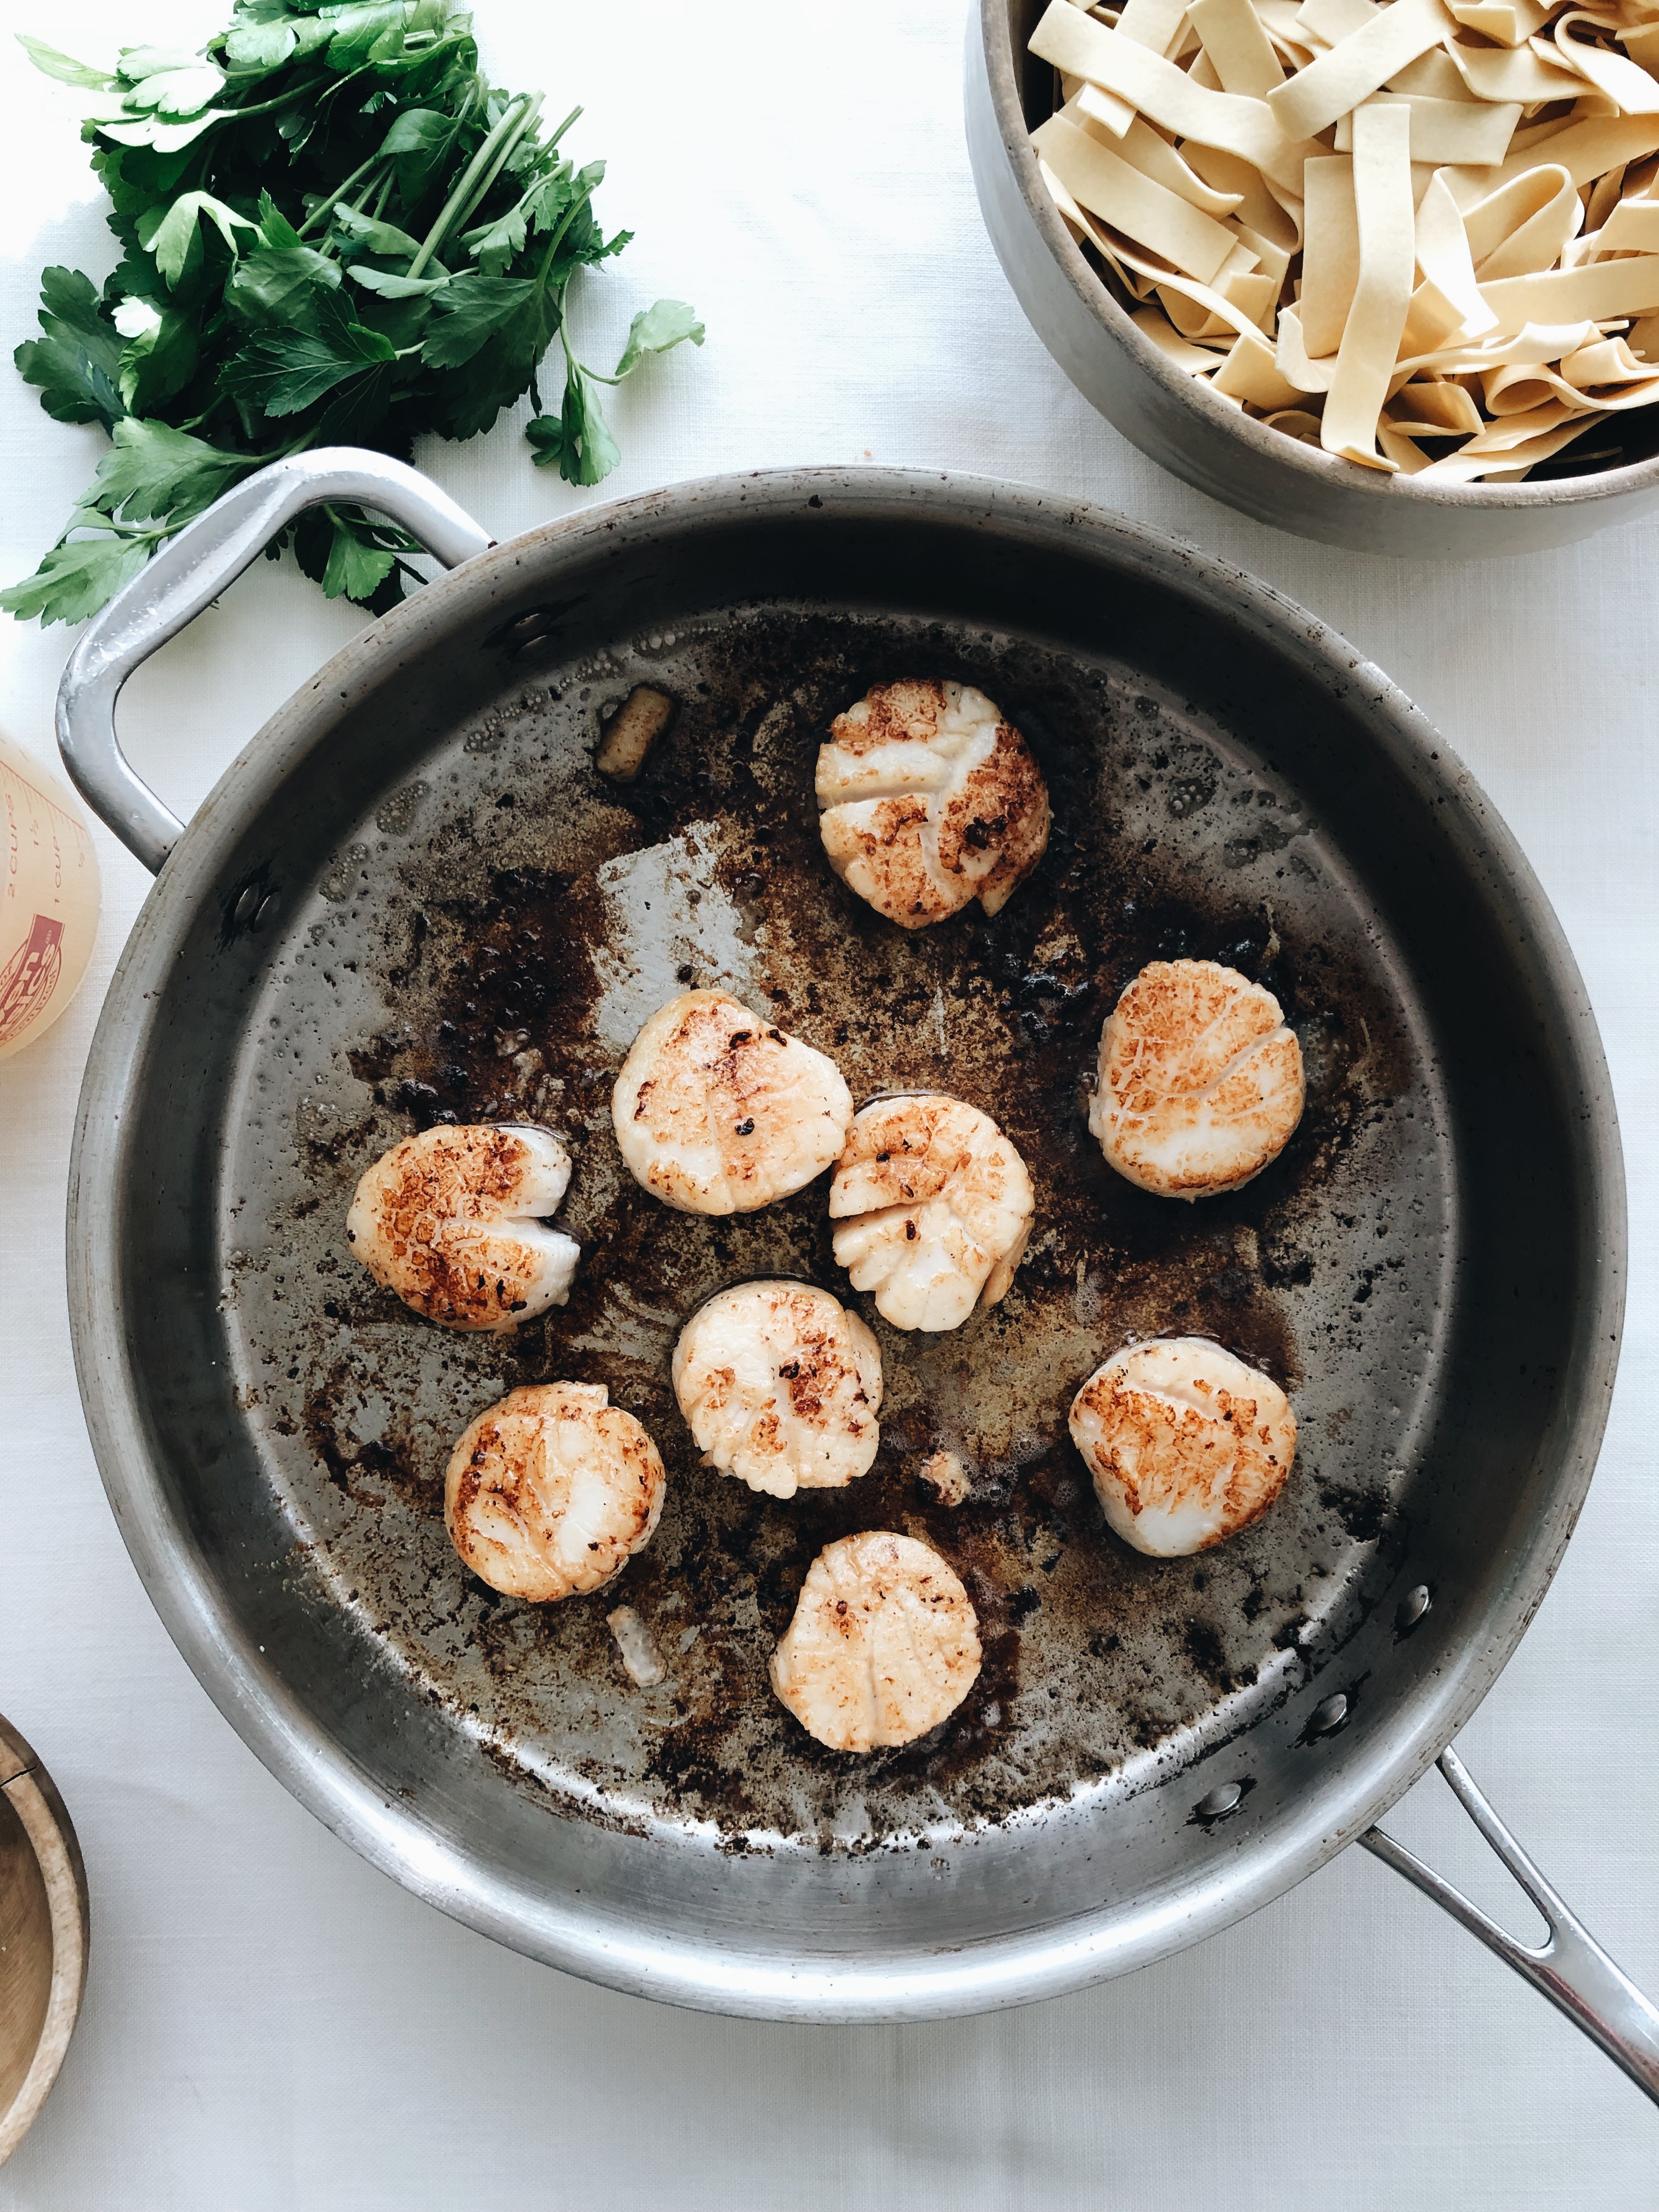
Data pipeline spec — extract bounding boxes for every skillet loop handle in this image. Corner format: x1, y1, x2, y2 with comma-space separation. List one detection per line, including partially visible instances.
1362, 1745, 1659, 2106
55, 448, 494, 875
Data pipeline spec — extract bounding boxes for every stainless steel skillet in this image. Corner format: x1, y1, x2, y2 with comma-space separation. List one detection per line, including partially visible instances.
57, 454, 1659, 2087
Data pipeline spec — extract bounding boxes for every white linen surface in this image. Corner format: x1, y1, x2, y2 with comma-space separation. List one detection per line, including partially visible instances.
2, 2, 1656, 2204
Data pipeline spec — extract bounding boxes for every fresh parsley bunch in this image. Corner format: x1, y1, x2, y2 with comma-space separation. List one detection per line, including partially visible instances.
4, 2, 703, 625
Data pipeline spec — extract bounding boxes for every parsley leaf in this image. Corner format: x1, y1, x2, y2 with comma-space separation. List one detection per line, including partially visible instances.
117, 304, 198, 411
88, 417, 250, 521
141, 190, 258, 286
332, 204, 422, 258
421, 273, 537, 368
16, 35, 114, 89
0, 533, 151, 626
462, 200, 526, 276
526, 366, 619, 486
227, 244, 342, 323
614, 298, 705, 379
222, 289, 395, 417
14, 268, 126, 430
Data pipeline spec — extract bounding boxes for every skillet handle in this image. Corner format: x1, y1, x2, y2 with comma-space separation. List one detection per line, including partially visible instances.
1361, 1745, 1659, 2106
55, 447, 494, 876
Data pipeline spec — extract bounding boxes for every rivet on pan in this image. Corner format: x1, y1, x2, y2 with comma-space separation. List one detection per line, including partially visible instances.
252, 891, 280, 931
232, 885, 258, 927
1307, 1693, 1349, 1738
1395, 1583, 1432, 1634
1195, 1782, 1242, 1821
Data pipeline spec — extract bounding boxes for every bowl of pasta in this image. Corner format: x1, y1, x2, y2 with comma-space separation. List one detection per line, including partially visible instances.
967, 0, 1659, 552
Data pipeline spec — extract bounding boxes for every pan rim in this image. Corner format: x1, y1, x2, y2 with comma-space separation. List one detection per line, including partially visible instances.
66, 462, 1627, 2020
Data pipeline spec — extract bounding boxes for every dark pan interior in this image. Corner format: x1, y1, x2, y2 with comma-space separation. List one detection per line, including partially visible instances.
101, 487, 1612, 1986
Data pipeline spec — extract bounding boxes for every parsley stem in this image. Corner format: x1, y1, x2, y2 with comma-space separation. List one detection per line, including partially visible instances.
448, 90, 544, 246
219, 71, 328, 122
225, 55, 379, 134
297, 151, 382, 238
534, 188, 591, 287
408, 91, 537, 277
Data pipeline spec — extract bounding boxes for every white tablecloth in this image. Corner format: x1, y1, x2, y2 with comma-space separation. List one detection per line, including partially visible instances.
2, 2, 1657, 2203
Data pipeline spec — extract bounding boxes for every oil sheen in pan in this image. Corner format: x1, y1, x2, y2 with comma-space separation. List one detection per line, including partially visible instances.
221, 605, 1454, 1848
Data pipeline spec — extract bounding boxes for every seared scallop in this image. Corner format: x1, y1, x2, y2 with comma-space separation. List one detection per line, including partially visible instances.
769, 1530, 982, 1751
612, 991, 853, 1214
830, 1094, 1035, 1332
346, 1122, 579, 1331
1069, 1338, 1296, 1557
444, 1382, 666, 1602
672, 1281, 883, 1499
1089, 959, 1304, 1199
816, 680, 1051, 929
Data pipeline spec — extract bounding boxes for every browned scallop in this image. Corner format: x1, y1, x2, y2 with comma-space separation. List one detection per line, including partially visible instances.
1068, 1338, 1296, 1556
769, 1531, 982, 1751
1088, 959, 1305, 1198
830, 1093, 1034, 1331
345, 1122, 579, 1331
672, 1280, 883, 1498
815, 680, 1051, 929
444, 1383, 666, 1602
612, 991, 853, 1214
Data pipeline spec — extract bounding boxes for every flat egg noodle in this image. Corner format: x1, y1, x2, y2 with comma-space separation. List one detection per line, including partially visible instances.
1448, 0, 1550, 45
1213, 319, 1309, 398
1448, 36, 1585, 100
1082, 0, 1187, 131
1384, 375, 1486, 427
1132, 304, 1228, 365
1300, 155, 1361, 351
1414, 167, 1497, 328
1029, 0, 1325, 189
1482, 332, 1659, 406
1463, 164, 1582, 276
1415, 417, 1596, 476
1322, 99, 1417, 462
1491, 111, 1659, 189
1073, 93, 1250, 211
1579, 195, 1659, 253
1267, 0, 1452, 137
1552, 10, 1659, 111
1037, 156, 1279, 340
1330, 88, 1521, 161
1034, 113, 1248, 280
1479, 253, 1659, 328
1188, 0, 1288, 94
